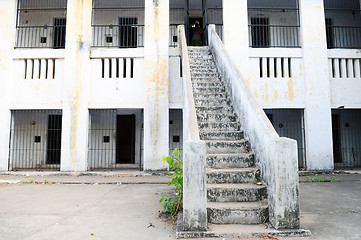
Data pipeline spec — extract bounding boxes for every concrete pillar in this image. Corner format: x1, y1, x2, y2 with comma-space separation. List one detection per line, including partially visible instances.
222, 0, 249, 76
143, 0, 169, 170
183, 141, 207, 231
61, 0, 92, 171
299, 0, 333, 170
0, 1, 16, 171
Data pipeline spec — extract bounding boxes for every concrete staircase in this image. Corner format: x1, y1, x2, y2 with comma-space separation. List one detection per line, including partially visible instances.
188, 46, 268, 225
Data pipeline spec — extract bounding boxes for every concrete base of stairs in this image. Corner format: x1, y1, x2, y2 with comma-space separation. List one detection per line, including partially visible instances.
176, 212, 311, 239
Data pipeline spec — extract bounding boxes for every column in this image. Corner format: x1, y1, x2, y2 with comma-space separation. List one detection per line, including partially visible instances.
299, 0, 333, 170
143, 0, 170, 170
0, 1, 16, 170
222, 0, 249, 76
61, 0, 92, 171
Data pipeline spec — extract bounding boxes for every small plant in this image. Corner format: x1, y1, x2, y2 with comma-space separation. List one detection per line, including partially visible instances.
159, 148, 183, 219
304, 176, 341, 183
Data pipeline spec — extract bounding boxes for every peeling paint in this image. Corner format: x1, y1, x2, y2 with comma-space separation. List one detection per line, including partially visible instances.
287, 79, 295, 101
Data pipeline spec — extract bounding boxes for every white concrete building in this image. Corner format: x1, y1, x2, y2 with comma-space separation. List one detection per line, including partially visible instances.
0, 0, 360, 172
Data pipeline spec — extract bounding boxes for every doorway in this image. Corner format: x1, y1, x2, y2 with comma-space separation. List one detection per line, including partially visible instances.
332, 113, 342, 163
53, 18, 66, 49
189, 17, 204, 46
251, 18, 270, 48
116, 115, 136, 164
46, 115, 62, 164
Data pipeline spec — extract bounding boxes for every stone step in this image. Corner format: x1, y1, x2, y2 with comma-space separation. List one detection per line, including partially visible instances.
206, 153, 255, 169
193, 87, 226, 93
206, 140, 250, 154
197, 113, 237, 123
207, 183, 267, 202
200, 131, 244, 141
198, 122, 241, 132
196, 106, 234, 114
190, 65, 216, 70
190, 67, 218, 72
189, 54, 213, 58
206, 168, 260, 184
192, 82, 224, 88
194, 98, 231, 107
189, 59, 215, 64
189, 64, 217, 69
193, 92, 228, 100
188, 47, 210, 52
207, 201, 268, 224
192, 73, 219, 78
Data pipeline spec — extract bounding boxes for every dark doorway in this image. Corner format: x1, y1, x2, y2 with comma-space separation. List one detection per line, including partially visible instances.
53, 18, 66, 49
189, 17, 204, 46
332, 113, 342, 163
325, 18, 334, 49
46, 115, 62, 164
119, 17, 138, 48
251, 18, 270, 48
116, 115, 136, 164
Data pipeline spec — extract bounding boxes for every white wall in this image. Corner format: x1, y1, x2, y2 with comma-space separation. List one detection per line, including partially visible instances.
0, 0, 16, 170
329, 49, 361, 108
248, 49, 305, 108
11, 50, 64, 109
169, 49, 183, 108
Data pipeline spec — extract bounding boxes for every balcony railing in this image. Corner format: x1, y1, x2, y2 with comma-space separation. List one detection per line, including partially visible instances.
326, 26, 361, 49
16, 25, 66, 48
170, 24, 178, 47
92, 24, 144, 48
249, 25, 300, 48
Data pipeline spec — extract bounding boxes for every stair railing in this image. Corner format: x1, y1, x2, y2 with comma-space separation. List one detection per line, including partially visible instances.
207, 24, 300, 230
178, 25, 207, 231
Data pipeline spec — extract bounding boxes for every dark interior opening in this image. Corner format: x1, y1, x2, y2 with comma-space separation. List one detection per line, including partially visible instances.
189, 17, 204, 46
53, 18, 66, 49
116, 115, 135, 164
46, 115, 62, 164
251, 17, 270, 48
332, 113, 342, 163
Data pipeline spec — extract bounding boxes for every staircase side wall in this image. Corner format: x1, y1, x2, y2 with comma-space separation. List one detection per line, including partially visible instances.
208, 25, 300, 230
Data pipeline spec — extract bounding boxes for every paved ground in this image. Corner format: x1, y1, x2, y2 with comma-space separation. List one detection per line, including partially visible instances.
0, 171, 360, 240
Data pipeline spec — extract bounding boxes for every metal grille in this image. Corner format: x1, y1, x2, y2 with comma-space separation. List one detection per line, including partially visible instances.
205, 0, 223, 41
9, 110, 62, 170
170, 0, 185, 47
88, 109, 142, 170
169, 109, 183, 155
332, 109, 361, 168
324, 0, 361, 49
92, 0, 144, 48
264, 109, 306, 169
248, 0, 300, 48
16, 0, 67, 48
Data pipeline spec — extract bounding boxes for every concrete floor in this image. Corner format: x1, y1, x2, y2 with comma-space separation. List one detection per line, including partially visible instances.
0, 172, 360, 240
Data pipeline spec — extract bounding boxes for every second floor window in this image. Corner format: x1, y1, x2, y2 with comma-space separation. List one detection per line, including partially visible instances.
248, 0, 300, 48
324, 0, 361, 49
91, 0, 144, 48
16, 0, 67, 49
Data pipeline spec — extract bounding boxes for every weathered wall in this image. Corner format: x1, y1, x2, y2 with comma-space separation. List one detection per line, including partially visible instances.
248, 49, 305, 108
0, 0, 16, 170
209, 25, 300, 229
299, 0, 334, 170
179, 25, 207, 231
143, 0, 170, 170
61, 0, 92, 171
329, 49, 361, 108
223, 0, 249, 77
169, 48, 183, 108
